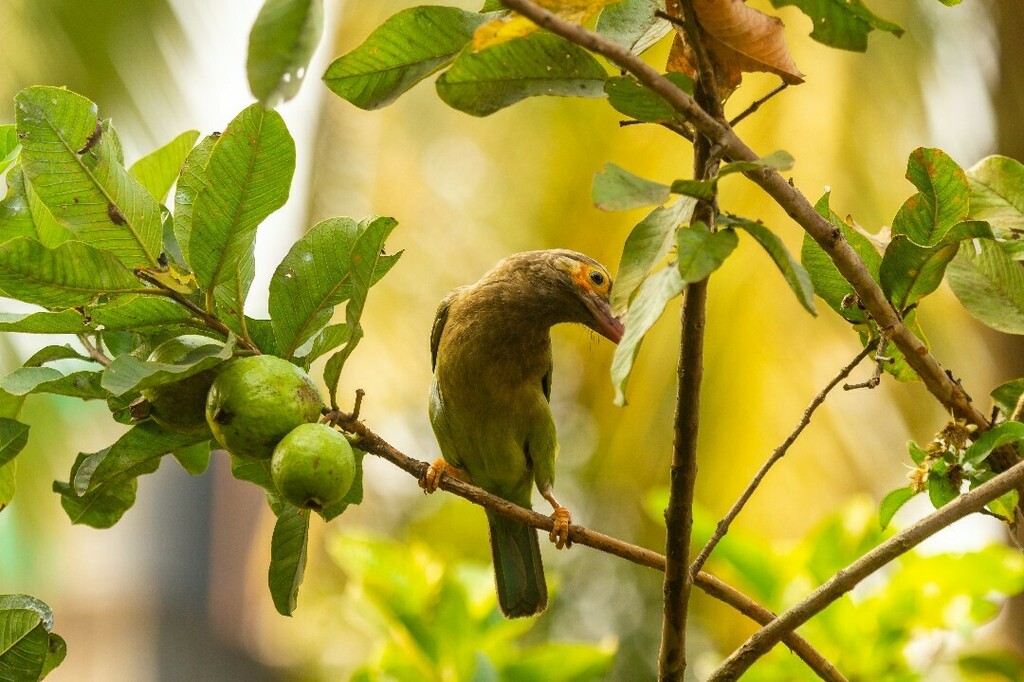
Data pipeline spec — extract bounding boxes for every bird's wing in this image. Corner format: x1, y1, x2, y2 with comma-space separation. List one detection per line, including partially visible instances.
430, 286, 468, 371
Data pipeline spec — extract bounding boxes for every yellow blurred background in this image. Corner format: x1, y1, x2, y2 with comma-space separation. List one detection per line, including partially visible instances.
2, 0, 1023, 680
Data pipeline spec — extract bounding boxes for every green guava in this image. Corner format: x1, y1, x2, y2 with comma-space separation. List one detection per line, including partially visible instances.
142, 334, 224, 434
205, 355, 323, 460
271, 423, 356, 511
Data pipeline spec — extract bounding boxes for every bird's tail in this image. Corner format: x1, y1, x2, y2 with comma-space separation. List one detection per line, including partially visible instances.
485, 508, 547, 617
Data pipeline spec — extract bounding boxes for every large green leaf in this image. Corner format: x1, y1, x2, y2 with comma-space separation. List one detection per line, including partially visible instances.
720, 215, 815, 314
436, 32, 607, 117
964, 421, 1024, 468
172, 441, 211, 476
15, 87, 162, 267
611, 198, 695, 312
295, 323, 351, 369
768, 0, 903, 52
0, 610, 47, 682
0, 297, 191, 334
967, 155, 1024, 235
101, 335, 232, 396
596, 0, 671, 54
611, 266, 684, 405
187, 105, 295, 336
592, 163, 670, 211
0, 237, 141, 307
1, 367, 108, 400
323, 6, 487, 110
128, 130, 200, 203
269, 217, 393, 358
676, 223, 737, 283
248, 0, 325, 107
269, 504, 310, 616
0, 418, 30, 468
322, 217, 402, 407
603, 72, 693, 124
0, 169, 73, 248
892, 148, 970, 246
947, 238, 1024, 334
172, 135, 216, 265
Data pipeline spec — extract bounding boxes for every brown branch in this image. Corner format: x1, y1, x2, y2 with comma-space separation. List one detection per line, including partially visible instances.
76, 334, 112, 367
690, 341, 877, 579
706, 458, 1024, 681
730, 83, 789, 127
333, 411, 846, 682
498, 0, 1017, 471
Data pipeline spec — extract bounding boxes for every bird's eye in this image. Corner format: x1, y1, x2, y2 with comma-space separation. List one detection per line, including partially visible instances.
589, 270, 606, 287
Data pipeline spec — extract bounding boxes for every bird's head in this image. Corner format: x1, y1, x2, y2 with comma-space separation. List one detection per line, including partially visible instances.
497, 250, 625, 344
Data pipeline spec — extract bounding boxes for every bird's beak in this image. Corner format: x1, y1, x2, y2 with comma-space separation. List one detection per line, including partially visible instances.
582, 292, 625, 344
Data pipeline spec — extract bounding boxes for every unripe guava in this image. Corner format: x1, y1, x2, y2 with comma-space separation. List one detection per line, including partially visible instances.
205, 355, 323, 459
271, 423, 356, 510
142, 334, 224, 434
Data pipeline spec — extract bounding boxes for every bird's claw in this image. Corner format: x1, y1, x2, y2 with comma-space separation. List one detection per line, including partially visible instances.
420, 458, 461, 494
549, 506, 572, 549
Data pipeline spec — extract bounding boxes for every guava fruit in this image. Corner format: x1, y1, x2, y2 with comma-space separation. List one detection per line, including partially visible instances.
205, 355, 323, 459
142, 334, 224, 434
271, 423, 356, 510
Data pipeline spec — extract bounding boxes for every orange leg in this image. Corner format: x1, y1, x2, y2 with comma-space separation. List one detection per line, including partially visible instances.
541, 488, 573, 550
420, 458, 466, 494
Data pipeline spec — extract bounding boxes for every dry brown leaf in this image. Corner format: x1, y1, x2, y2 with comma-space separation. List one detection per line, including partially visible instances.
665, 0, 803, 98
473, 0, 620, 51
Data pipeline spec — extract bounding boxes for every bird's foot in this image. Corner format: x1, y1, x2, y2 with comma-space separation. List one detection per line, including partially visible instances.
549, 506, 573, 550
420, 458, 463, 494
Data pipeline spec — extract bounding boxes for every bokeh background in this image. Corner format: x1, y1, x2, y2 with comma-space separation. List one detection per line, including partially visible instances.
2, 0, 1024, 680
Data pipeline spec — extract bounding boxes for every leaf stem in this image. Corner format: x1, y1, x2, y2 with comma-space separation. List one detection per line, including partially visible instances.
76, 333, 112, 367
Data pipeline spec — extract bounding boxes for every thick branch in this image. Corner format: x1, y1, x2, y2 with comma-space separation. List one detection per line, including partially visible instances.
498, 0, 1016, 467
707, 458, 1024, 681
690, 341, 877, 578
335, 414, 846, 682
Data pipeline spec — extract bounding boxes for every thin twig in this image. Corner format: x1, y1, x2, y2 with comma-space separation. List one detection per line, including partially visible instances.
706, 458, 1024, 681
730, 83, 789, 127
690, 341, 877, 579
76, 334, 112, 367
333, 410, 846, 682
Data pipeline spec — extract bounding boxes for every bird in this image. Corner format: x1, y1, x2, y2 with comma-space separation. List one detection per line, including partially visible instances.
423, 249, 624, 617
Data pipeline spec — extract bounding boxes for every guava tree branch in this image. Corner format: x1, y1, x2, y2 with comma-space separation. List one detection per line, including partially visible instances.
333, 413, 846, 682
76, 334, 112, 367
690, 340, 878, 578
706, 458, 1024, 681
497, 0, 1015, 467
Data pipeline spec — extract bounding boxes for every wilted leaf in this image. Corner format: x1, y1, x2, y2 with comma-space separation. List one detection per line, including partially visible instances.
592, 163, 670, 211
604, 72, 694, 124
879, 487, 916, 529
947, 238, 1024, 334
436, 32, 607, 117
769, 0, 903, 52
248, 0, 324, 107
720, 215, 815, 313
611, 198, 695, 312
892, 148, 970, 247
474, 0, 618, 50
323, 6, 488, 110
269, 504, 310, 616
676, 222, 737, 283
596, 0, 673, 54
128, 130, 200, 203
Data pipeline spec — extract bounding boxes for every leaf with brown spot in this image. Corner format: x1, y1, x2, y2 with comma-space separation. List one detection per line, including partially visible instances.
474, 0, 621, 50
665, 0, 803, 98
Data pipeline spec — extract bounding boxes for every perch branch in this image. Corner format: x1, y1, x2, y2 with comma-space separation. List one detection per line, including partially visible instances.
690, 341, 877, 578
332, 411, 846, 682
706, 458, 1024, 681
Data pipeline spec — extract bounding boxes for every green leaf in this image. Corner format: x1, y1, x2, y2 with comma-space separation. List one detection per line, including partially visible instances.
173, 135, 216, 265
718, 150, 794, 176
247, 0, 324, 107
0, 237, 141, 308
0, 596, 53, 631
991, 378, 1024, 418
0, 125, 19, 175
295, 323, 351, 369
187, 105, 295, 336
947, 238, 1024, 334
908, 440, 930, 466
927, 471, 960, 509
100, 335, 232, 396
436, 32, 607, 117
603, 72, 693, 124
676, 223, 737, 283
88, 296, 196, 331
22, 344, 90, 367
891, 148, 970, 246
768, 0, 903, 52
879, 486, 916, 529
172, 440, 211, 476
596, 0, 672, 54
320, 448, 365, 521
322, 217, 402, 407
592, 163, 670, 211
1, 367, 108, 400
269, 217, 396, 358
15, 86, 162, 267
611, 198, 695, 312
269, 504, 310, 616
0, 610, 47, 682
880, 237, 959, 311
40, 633, 65, 679
611, 266, 684, 405
800, 192, 882, 323
720, 215, 816, 314
668, 178, 716, 200
968, 155, 1024, 235
0, 419, 30, 468
244, 317, 280, 356
0, 309, 84, 334
128, 130, 200, 203
0, 168, 74, 248
963, 421, 1024, 468
323, 6, 488, 110
959, 652, 1024, 681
